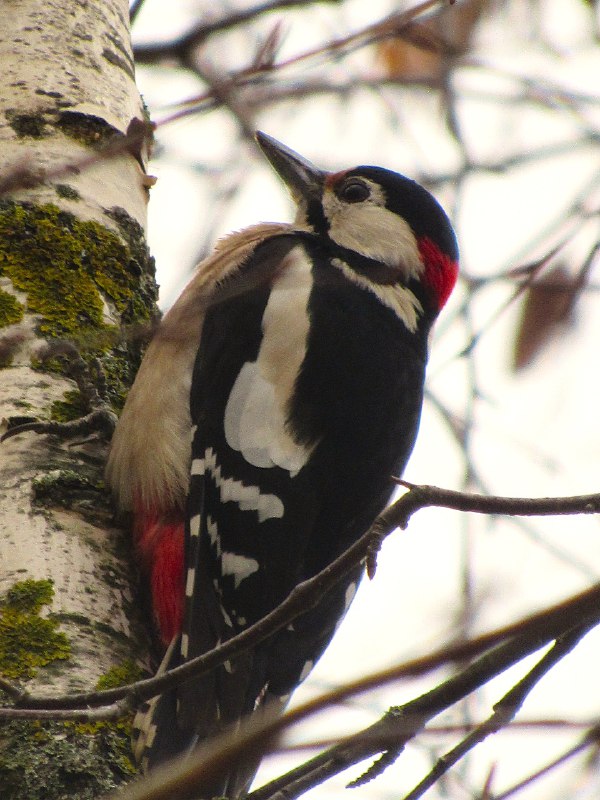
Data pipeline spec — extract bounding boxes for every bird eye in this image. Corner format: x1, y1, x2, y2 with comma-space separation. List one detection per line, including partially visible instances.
339, 178, 370, 204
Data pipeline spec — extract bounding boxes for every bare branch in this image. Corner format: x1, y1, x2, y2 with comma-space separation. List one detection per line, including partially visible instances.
109, 587, 600, 800
401, 624, 593, 800
492, 724, 600, 800
133, 0, 344, 63
5, 482, 600, 717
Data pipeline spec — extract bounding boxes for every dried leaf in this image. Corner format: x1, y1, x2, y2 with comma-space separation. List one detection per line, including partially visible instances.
512, 265, 579, 371
377, 0, 488, 80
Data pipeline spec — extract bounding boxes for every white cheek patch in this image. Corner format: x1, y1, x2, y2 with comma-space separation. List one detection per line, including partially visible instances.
224, 247, 316, 476
324, 191, 423, 280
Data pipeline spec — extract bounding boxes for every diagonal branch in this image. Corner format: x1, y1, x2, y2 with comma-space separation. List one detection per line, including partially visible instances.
154, 0, 447, 126
4, 482, 600, 716
492, 722, 600, 800
400, 623, 594, 800
108, 591, 600, 800
133, 0, 343, 63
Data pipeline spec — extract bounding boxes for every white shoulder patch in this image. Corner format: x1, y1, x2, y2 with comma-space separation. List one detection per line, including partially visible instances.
105, 222, 294, 513
224, 246, 316, 476
224, 362, 308, 474
323, 183, 424, 281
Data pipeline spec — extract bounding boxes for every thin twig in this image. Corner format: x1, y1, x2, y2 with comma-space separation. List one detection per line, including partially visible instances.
492, 723, 600, 800
133, 0, 341, 63
248, 605, 600, 799
108, 592, 600, 800
8, 483, 600, 713
401, 624, 593, 800
0, 700, 131, 723
154, 0, 446, 126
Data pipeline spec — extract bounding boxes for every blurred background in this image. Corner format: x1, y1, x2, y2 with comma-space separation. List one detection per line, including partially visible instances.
129, 1, 600, 797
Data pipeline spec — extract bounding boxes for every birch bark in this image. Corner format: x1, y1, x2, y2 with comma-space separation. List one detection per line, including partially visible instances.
0, 1, 155, 795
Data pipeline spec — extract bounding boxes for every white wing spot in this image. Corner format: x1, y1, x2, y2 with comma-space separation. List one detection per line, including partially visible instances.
189, 513, 201, 538
254, 683, 269, 709
204, 447, 284, 521
221, 551, 259, 589
225, 363, 309, 475
344, 581, 358, 611
180, 633, 189, 659
207, 515, 221, 556
257, 493, 284, 522
221, 605, 233, 628
144, 722, 157, 749
185, 567, 196, 598
334, 582, 360, 633
190, 457, 205, 475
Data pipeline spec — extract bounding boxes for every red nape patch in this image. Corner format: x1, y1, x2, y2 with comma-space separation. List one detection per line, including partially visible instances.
418, 237, 459, 310
134, 510, 185, 646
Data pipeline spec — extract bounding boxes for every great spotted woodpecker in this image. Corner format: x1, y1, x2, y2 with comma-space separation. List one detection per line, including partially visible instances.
106, 132, 459, 797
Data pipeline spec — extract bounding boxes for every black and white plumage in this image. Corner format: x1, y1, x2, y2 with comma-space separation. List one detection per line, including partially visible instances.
106, 132, 459, 797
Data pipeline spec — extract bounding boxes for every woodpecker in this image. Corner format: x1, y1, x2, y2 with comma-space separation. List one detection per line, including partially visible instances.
106, 132, 458, 797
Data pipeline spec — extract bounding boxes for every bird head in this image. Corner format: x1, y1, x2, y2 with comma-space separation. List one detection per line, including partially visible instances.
255, 131, 458, 315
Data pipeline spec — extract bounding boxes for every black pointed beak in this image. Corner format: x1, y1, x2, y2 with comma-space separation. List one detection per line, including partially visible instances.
255, 131, 325, 204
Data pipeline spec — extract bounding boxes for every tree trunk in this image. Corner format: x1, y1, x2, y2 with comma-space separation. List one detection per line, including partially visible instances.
0, 1, 155, 796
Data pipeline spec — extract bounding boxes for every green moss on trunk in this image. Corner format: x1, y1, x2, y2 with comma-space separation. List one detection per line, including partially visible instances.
0, 580, 70, 680
0, 719, 136, 799
0, 590, 141, 797
0, 201, 156, 340
0, 200, 158, 407
0, 288, 24, 327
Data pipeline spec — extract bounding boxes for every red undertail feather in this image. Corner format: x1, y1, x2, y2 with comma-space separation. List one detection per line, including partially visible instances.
418, 236, 459, 310
134, 508, 185, 645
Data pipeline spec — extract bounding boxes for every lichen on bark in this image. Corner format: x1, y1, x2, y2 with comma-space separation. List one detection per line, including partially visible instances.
0, 579, 70, 681
0, 200, 157, 408
0, 200, 156, 341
